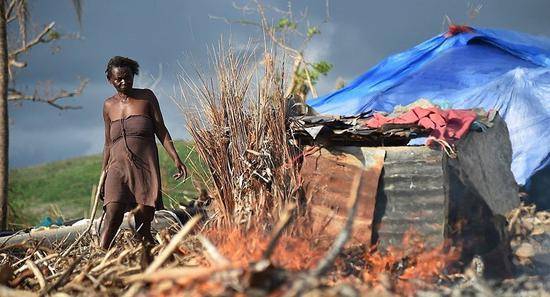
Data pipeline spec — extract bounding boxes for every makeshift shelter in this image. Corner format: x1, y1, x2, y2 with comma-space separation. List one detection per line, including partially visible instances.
307, 27, 550, 205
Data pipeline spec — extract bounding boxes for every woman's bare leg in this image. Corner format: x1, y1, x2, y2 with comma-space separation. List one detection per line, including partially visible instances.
133, 204, 156, 244
100, 202, 126, 250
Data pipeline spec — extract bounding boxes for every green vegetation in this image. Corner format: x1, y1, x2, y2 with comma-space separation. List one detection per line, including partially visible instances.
8, 141, 207, 228
295, 60, 333, 85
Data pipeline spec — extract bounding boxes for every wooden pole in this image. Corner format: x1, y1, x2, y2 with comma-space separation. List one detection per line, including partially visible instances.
0, 0, 10, 230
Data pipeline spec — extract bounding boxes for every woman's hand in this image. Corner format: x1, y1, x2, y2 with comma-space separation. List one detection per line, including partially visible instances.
173, 161, 188, 180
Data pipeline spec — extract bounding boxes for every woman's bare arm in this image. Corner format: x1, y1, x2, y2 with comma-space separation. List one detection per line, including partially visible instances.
148, 89, 187, 179
101, 100, 112, 171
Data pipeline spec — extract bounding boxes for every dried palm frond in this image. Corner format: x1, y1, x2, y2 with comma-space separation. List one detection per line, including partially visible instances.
181, 43, 302, 230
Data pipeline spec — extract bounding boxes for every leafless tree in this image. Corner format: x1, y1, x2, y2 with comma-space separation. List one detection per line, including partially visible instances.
0, 0, 86, 229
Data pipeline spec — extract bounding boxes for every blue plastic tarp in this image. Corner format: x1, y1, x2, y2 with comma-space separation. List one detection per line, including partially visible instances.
307, 27, 550, 188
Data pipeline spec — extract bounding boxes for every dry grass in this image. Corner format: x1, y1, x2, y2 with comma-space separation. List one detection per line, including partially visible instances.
181, 44, 302, 230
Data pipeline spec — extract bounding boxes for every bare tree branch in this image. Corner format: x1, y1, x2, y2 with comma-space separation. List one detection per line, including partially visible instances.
9, 21, 54, 58
264, 3, 291, 16
285, 54, 302, 97
253, 0, 300, 56
208, 15, 260, 27
5, 0, 16, 21
302, 63, 317, 98
8, 59, 24, 68
15, 0, 28, 47
71, 0, 84, 27
8, 78, 88, 110
198, 235, 230, 266
231, 1, 255, 14
261, 203, 296, 260
324, 0, 331, 22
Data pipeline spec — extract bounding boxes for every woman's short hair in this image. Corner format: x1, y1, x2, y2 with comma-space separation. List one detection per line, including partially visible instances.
105, 56, 140, 78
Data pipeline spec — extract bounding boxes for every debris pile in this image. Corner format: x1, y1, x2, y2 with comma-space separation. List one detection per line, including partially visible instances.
2, 208, 547, 296
290, 113, 431, 146
290, 99, 496, 150
507, 204, 550, 273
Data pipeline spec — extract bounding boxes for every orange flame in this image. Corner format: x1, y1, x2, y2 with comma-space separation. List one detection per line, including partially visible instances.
204, 226, 327, 271
363, 230, 461, 296
151, 227, 461, 297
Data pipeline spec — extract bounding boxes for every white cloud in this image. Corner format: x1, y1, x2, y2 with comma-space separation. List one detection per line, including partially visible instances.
304, 23, 336, 62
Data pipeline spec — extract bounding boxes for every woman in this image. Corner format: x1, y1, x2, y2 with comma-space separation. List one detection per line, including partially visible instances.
100, 56, 187, 249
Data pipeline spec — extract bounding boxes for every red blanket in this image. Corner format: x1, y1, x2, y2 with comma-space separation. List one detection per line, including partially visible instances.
365, 107, 477, 144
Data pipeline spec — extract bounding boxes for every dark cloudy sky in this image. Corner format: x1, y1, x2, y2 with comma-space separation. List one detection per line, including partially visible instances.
9, 0, 550, 168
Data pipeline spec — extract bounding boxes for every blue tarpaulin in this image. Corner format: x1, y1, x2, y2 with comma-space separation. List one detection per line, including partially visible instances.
307, 27, 550, 190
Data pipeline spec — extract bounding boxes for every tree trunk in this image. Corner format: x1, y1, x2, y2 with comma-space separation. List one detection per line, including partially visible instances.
0, 1, 9, 230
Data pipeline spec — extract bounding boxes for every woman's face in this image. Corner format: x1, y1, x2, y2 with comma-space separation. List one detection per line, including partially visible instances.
109, 66, 134, 93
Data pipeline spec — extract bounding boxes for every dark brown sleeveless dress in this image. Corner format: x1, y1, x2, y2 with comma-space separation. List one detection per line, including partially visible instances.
103, 114, 163, 210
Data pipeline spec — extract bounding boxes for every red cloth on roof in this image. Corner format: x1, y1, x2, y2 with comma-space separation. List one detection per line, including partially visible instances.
365, 107, 477, 143
444, 25, 474, 38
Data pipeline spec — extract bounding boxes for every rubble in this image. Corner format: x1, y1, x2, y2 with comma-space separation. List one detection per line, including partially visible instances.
515, 243, 535, 259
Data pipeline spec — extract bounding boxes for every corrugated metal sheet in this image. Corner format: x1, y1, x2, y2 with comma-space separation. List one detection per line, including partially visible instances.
300, 146, 385, 245
373, 147, 447, 249
301, 145, 448, 248
300, 136, 515, 252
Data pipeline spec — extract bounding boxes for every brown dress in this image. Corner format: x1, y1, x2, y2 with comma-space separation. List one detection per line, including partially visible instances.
104, 114, 163, 210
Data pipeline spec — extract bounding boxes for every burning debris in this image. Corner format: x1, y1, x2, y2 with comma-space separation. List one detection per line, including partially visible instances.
2, 207, 546, 296
0, 207, 545, 296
